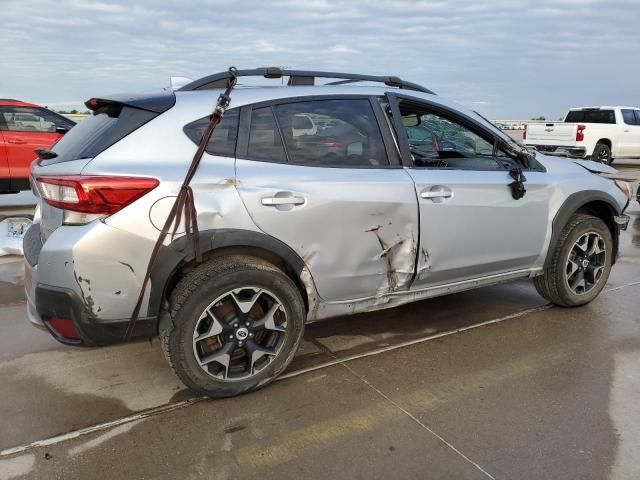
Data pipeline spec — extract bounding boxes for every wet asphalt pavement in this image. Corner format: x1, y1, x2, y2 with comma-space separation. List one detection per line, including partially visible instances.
0, 162, 639, 479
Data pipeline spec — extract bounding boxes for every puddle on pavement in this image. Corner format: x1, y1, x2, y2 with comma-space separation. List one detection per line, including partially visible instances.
0, 256, 25, 305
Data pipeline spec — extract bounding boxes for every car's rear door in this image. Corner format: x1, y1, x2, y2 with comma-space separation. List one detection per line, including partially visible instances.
386, 93, 550, 288
235, 96, 419, 301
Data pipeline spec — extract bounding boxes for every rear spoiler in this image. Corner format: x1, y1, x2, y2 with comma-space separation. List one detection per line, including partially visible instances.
85, 89, 176, 114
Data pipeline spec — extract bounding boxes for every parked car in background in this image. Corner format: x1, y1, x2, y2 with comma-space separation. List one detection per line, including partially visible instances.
0, 99, 75, 193
524, 106, 640, 164
24, 68, 632, 398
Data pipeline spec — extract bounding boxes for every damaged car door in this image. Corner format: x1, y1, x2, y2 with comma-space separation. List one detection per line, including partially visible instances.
386, 94, 549, 288
235, 97, 419, 301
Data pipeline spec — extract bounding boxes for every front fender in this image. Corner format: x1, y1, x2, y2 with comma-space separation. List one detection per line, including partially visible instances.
544, 190, 622, 269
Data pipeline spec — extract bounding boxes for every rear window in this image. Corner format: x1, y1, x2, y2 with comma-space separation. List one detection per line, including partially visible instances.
564, 109, 615, 124
44, 105, 156, 165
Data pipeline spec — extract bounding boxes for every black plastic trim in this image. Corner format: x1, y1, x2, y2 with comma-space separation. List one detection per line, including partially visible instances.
10, 177, 30, 191
35, 285, 157, 346
0, 178, 17, 194
369, 96, 402, 167
147, 229, 307, 318
545, 190, 622, 269
0, 176, 29, 193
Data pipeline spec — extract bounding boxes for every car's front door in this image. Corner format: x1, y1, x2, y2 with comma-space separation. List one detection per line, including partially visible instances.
618, 109, 640, 157
386, 93, 550, 288
235, 97, 419, 301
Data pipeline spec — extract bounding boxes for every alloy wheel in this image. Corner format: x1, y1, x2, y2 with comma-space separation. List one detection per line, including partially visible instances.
565, 232, 607, 295
192, 287, 288, 380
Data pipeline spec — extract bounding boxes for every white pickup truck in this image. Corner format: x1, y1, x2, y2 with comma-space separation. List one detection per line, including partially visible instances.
524, 106, 640, 164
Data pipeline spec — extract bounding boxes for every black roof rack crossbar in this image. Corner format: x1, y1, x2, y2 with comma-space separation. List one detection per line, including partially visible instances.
178, 68, 435, 94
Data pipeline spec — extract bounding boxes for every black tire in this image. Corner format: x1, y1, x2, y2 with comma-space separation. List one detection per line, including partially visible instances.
160, 255, 305, 398
534, 214, 613, 307
592, 143, 613, 165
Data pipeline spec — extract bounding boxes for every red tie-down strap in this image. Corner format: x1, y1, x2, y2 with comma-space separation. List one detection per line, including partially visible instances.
124, 67, 239, 340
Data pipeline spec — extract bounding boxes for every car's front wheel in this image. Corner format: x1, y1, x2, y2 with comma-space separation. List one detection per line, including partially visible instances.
534, 214, 613, 307
161, 255, 306, 398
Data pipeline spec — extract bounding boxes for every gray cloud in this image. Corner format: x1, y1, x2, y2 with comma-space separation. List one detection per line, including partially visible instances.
1, 0, 638, 118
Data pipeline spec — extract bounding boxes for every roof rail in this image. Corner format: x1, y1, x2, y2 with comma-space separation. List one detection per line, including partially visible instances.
178, 67, 435, 94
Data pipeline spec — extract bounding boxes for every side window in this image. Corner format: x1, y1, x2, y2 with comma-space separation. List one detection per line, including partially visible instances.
397, 102, 513, 170
635, 110, 640, 125
247, 107, 287, 162
0, 106, 65, 133
183, 108, 239, 157
273, 99, 388, 167
622, 109, 637, 125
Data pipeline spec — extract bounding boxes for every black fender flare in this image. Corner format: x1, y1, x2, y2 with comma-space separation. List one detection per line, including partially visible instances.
544, 190, 622, 269
148, 228, 307, 320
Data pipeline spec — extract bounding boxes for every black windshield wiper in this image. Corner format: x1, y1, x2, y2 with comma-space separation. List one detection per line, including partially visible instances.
35, 148, 58, 160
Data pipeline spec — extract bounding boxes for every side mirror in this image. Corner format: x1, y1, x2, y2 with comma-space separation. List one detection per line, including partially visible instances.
55, 126, 69, 134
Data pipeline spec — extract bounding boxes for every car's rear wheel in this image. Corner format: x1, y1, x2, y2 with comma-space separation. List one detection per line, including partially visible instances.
161, 256, 305, 398
534, 214, 613, 307
592, 143, 613, 165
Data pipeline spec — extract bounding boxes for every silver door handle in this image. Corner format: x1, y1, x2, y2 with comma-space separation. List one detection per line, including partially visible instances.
261, 196, 305, 206
421, 191, 452, 199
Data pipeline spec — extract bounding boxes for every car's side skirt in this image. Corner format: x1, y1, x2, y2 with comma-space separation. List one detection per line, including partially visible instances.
311, 268, 541, 321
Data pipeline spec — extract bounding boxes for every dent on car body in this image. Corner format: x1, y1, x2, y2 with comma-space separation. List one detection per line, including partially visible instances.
572, 159, 617, 174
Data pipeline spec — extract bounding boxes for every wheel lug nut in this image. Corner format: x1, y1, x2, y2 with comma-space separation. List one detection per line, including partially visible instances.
246, 322, 250, 327
228, 335, 233, 339
233, 323, 239, 328
249, 332, 254, 337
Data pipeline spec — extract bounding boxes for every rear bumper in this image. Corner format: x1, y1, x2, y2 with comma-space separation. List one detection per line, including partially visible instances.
23, 220, 159, 346
34, 284, 157, 346
527, 145, 587, 158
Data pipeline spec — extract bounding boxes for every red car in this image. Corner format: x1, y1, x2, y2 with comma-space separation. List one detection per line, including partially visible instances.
0, 99, 75, 193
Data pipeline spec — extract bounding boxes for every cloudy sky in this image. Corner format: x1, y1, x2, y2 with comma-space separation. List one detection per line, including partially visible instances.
1, 0, 638, 119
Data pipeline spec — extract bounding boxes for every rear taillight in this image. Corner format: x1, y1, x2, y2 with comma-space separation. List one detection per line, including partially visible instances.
523, 124, 527, 140
35, 175, 159, 215
576, 124, 586, 142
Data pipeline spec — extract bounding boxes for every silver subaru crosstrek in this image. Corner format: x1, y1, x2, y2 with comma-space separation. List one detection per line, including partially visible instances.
24, 68, 632, 398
